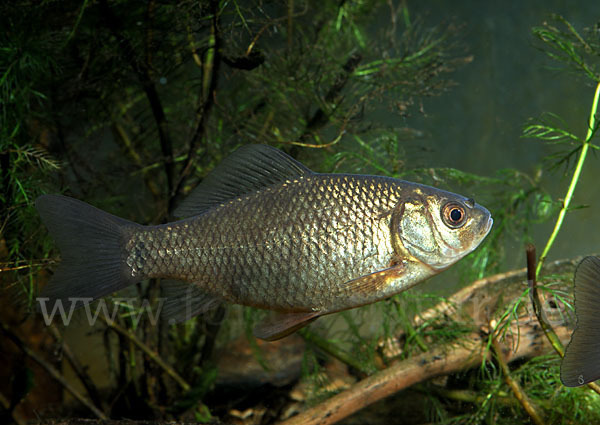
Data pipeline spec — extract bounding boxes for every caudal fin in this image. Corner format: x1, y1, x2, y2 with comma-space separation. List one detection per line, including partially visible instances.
561, 256, 600, 386
36, 194, 139, 311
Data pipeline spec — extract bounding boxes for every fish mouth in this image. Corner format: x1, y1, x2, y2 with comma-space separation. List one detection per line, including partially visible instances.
484, 216, 494, 237
467, 214, 493, 254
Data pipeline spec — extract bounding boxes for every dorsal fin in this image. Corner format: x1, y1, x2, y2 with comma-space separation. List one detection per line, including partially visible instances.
174, 144, 313, 218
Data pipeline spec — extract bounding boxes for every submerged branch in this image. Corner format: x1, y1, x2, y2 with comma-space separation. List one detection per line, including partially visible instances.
112, 122, 161, 199
527, 244, 565, 357
172, 0, 221, 210
283, 316, 571, 425
491, 328, 544, 425
0, 321, 108, 420
0, 389, 26, 425
281, 334, 484, 425
47, 325, 107, 413
423, 385, 518, 407
410, 258, 572, 332
296, 53, 362, 146
98, 0, 175, 204
282, 258, 580, 425
99, 316, 190, 392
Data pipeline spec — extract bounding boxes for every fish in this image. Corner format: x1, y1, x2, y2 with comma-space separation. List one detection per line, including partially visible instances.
561, 256, 600, 386
36, 144, 493, 340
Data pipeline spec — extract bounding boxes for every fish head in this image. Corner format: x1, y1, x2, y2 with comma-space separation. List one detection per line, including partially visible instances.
392, 186, 493, 270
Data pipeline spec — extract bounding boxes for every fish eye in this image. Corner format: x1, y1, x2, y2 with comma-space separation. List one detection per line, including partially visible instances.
442, 202, 467, 228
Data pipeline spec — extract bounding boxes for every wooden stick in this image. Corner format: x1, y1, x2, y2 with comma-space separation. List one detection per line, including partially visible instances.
0, 321, 107, 420
282, 318, 572, 425
281, 255, 581, 425
492, 331, 544, 425
414, 267, 527, 326
0, 390, 26, 425
413, 256, 582, 329
48, 325, 107, 412
527, 244, 565, 358
280, 334, 484, 425
99, 316, 190, 392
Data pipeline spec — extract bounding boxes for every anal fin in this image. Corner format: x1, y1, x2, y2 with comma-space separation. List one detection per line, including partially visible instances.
254, 311, 321, 341
160, 280, 221, 324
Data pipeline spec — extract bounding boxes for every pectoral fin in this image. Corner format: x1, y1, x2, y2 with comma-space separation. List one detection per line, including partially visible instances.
341, 263, 408, 304
254, 311, 321, 341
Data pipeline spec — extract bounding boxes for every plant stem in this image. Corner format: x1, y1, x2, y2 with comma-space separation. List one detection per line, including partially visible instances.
48, 325, 106, 412
491, 335, 545, 425
0, 321, 108, 420
528, 83, 600, 396
300, 329, 372, 375
280, 334, 483, 425
536, 81, 600, 278
98, 0, 175, 204
0, 390, 26, 425
422, 385, 521, 407
527, 244, 565, 356
171, 0, 221, 210
100, 316, 190, 392
393, 298, 428, 352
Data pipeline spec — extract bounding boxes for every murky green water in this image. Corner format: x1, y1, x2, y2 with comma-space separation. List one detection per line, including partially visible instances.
404, 1, 600, 294
54, 1, 600, 412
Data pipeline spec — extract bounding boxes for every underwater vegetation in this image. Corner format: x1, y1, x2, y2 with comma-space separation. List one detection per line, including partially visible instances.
1, 1, 600, 424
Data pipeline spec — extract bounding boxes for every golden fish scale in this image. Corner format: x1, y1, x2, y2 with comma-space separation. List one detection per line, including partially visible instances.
124, 174, 402, 312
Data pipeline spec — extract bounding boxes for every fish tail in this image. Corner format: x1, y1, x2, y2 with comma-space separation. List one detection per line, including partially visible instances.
561, 256, 600, 386
36, 194, 139, 310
